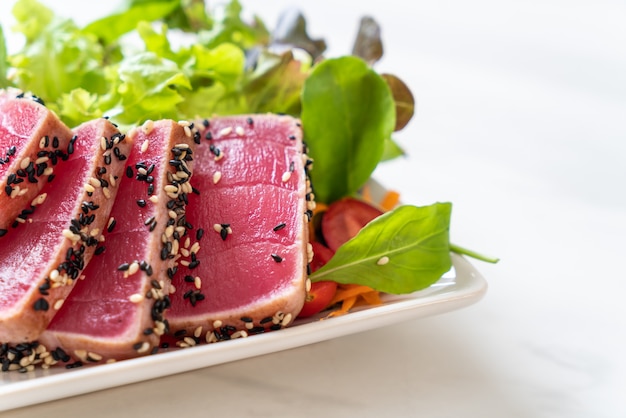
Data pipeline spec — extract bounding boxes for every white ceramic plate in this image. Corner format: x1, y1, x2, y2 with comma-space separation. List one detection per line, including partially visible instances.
0, 253, 486, 411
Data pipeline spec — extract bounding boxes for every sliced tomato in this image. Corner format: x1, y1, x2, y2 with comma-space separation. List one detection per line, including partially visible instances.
298, 280, 338, 318
321, 197, 383, 252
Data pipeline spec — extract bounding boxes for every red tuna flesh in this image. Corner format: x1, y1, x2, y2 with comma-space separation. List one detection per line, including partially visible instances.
0, 118, 130, 343
40, 120, 198, 363
0, 97, 73, 233
166, 115, 312, 343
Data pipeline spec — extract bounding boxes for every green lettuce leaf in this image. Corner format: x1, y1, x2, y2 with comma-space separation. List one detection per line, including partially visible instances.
83, 0, 181, 45
311, 203, 453, 294
9, 0, 106, 108
0, 25, 8, 87
301, 56, 396, 203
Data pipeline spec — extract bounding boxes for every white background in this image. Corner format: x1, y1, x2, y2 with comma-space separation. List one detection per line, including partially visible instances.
1, 0, 625, 417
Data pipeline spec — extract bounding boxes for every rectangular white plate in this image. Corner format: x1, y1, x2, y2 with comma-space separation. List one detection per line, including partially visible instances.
0, 253, 486, 411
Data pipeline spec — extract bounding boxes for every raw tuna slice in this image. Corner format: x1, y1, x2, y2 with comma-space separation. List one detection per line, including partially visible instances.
166, 115, 312, 345
0, 118, 130, 344
0, 96, 73, 233
39, 120, 199, 365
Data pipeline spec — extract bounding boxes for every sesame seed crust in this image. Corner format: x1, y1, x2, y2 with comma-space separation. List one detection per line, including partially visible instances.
36, 119, 198, 364
0, 117, 130, 344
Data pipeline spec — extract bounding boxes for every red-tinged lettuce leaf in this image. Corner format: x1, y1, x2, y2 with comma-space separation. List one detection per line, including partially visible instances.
382, 73, 415, 131
352, 16, 383, 65
301, 56, 395, 204
311, 203, 453, 294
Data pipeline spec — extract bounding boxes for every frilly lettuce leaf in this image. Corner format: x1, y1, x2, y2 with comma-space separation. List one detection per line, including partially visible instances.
0, 25, 8, 87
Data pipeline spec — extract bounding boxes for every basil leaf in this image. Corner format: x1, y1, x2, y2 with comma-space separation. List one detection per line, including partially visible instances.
302, 56, 395, 204
381, 137, 406, 162
310, 203, 452, 294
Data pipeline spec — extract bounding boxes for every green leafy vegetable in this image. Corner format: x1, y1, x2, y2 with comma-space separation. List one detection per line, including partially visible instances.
301, 56, 396, 204
0, 25, 8, 87
83, 0, 181, 45
381, 137, 406, 162
311, 203, 453, 293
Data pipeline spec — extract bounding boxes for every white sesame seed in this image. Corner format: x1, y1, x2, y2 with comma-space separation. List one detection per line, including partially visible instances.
213, 223, 222, 233
141, 139, 149, 153
213, 320, 222, 328
190, 242, 200, 254
164, 185, 178, 193
305, 278, 312, 292
20, 157, 31, 170
18, 188, 28, 196
142, 120, 154, 135
109, 174, 117, 188
281, 171, 291, 182
35, 156, 49, 165
282, 313, 293, 327
84, 183, 95, 193
194, 276, 202, 290
213, 171, 222, 184
136, 342, 150, 353
103, 187, 111, 199
129, 293, 144, 303
149, 195, 159, 204
88, 177, 101, 188
377, 256, 390, 266
235, 126, 245, 136
128, 262, 140, 276
31, 193, 47, 206
50, 269, 59, 280
100, 136, 107, 151
183, 336, 196, 346
39, 137, 47, 148
183, 125, 192, 137
53, 298, 64, 310
218, 126, 232, 136
194, 326, 203, 338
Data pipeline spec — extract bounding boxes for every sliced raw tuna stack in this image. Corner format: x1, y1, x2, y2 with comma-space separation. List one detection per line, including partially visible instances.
166, 115, 312, 346
39, 120, 199, 365
0, 118, 130, 346
0, 94, 73, 233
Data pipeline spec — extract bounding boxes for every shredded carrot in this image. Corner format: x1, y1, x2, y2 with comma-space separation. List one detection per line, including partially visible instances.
325, 284, 383, 318
380, 190, 400, 211
327, 295, 357, 318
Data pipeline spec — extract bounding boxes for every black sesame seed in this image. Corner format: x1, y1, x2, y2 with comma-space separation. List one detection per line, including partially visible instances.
220, 227, 228, 241
95, 246, 106, 256
33, 298, 49, 311
273, 223, 286, 232
196, 228, 204, 241
136, 199, 147, 208
52, 137, 59, 148
271, 254, 283, 263
0, 229, 7, 237
117, 263, 130, 271
288, 135, 296, 140
246, 117, 253, 125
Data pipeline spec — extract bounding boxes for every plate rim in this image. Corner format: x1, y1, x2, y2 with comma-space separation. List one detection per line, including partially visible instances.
0, 253, 486, 412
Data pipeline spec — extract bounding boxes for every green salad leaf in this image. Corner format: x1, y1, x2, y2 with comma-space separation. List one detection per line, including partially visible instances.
0, 25, 8, 87
311, 203, 453, 293
301, 56, 396, 204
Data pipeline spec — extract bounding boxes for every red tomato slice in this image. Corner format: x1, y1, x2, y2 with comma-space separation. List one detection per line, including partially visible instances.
297, 280, 338, 318
321, 197, 383, 252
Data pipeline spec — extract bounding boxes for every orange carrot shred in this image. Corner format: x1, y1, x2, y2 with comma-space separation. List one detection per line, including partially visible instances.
327, 296, 358, 317
380, 190, 400, 211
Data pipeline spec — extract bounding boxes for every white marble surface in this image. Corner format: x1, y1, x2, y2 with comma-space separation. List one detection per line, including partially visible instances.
1, 0, 625, 416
